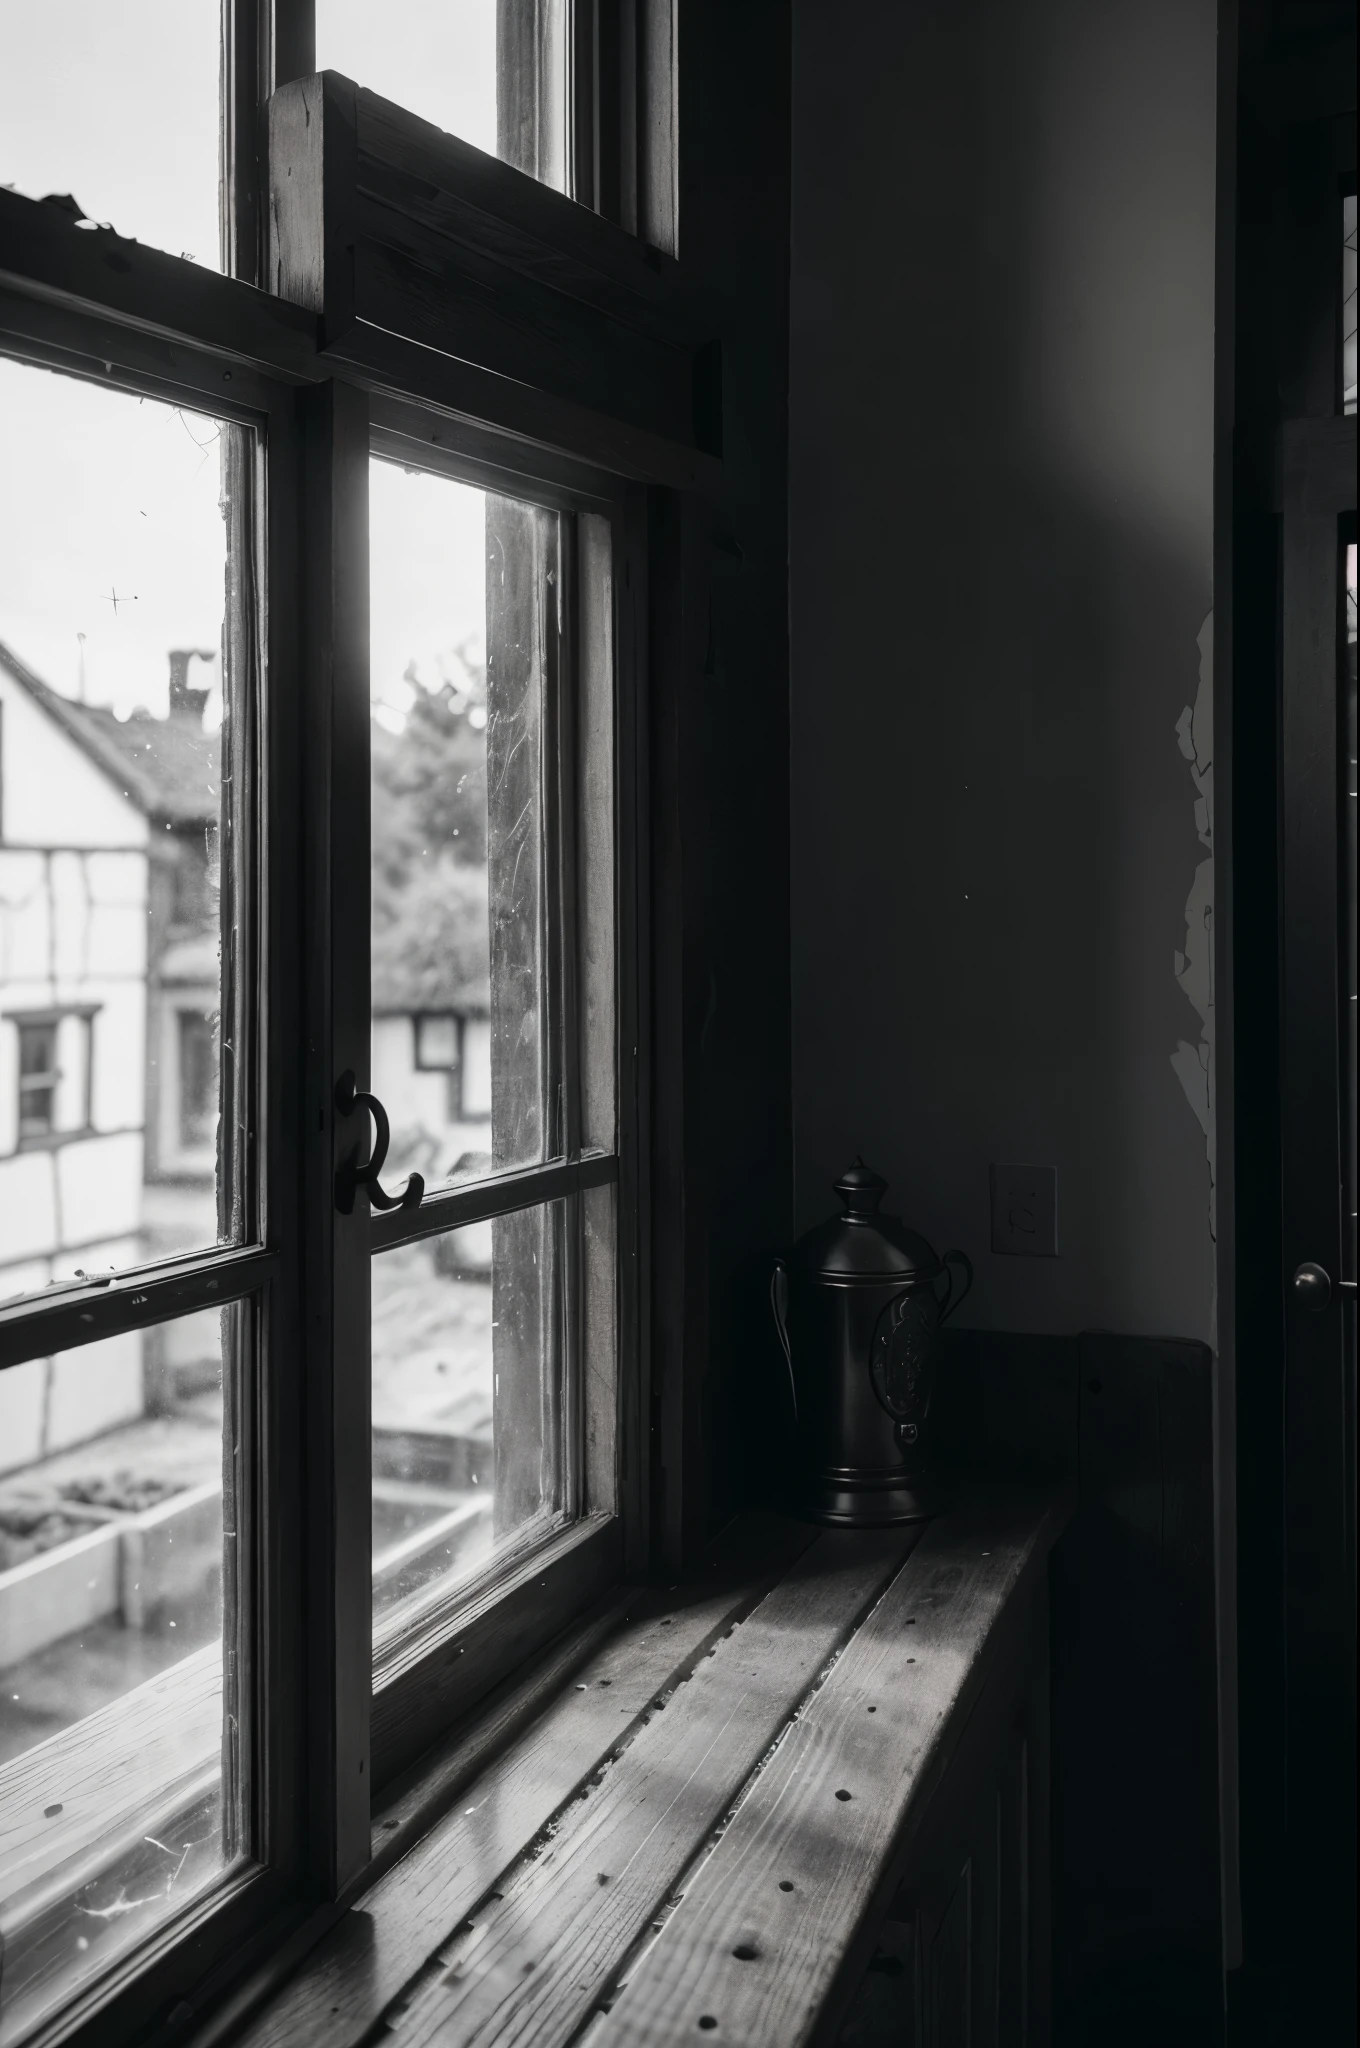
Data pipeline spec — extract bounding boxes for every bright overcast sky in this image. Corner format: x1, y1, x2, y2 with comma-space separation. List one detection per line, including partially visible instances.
0, 3, 497, 723
316, 0, 497, 158
0, 3, 500, 262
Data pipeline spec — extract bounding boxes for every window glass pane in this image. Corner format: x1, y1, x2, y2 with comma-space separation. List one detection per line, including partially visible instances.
370, 460, 554, 1191
582, 1179, 618, 1515
0, 1306, 242, 2040
578, 512, 617, 1154
372, 1199, 568, 1650
0, 2, 221, 267
316, 0, 567, 193
0, 358, 251, 1307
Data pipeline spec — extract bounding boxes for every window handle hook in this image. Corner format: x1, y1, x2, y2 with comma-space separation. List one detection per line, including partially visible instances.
334, 1070, 424, 1215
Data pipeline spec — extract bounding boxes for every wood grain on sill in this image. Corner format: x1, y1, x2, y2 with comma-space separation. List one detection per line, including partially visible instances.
234, 1512, 817, 2048
600, 1490, 1071, 2048
374, 1527, 916, 2048
225, 1491, 1069, 2048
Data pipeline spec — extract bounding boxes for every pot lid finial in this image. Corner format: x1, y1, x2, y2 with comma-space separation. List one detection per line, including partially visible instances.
834, 1157, 888, 1218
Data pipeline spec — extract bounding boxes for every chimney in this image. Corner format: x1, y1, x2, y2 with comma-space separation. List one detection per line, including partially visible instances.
168, 648, 215, 722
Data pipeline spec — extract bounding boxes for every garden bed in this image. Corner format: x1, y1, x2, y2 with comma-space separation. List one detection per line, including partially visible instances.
0, 1478, 219, 1670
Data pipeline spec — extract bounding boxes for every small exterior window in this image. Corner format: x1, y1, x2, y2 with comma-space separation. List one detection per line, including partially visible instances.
414, 1011, 460, 1073
11, 1011, 92, 1147
17, 1019, 59, 1139
177, 1008, 218, 1152
411, 1010, 464, 1123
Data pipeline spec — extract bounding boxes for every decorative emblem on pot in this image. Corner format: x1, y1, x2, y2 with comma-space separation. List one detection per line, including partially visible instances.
870, 1293, 932, 1441
770, 1159, 972, 1526
869, 1249, 973, 1449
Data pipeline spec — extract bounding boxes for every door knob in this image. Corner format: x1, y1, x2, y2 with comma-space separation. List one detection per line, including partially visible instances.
1292, 1262, 1358, 1312
334, 1070, 424, 1215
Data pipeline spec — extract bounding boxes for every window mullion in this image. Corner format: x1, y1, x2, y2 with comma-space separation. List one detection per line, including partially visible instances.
612, 486, 648, 1577
554, 516, 585, 1516
299, 376, 373, 1896
0, 1246, 280, 1371
367, 1153, 618, 1253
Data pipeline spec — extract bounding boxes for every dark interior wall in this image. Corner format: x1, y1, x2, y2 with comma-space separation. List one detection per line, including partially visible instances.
788, 0, 1219, 1342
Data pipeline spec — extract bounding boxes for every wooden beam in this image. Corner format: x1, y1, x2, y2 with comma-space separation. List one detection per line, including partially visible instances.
265, 76, 713, 450
0, 190, 722, 491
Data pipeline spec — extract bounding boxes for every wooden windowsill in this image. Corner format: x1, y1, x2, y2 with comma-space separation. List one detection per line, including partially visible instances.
199, 1485, 1072, 2048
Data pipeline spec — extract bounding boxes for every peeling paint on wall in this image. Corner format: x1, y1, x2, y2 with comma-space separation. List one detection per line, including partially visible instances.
1172, 611, 1215, 1327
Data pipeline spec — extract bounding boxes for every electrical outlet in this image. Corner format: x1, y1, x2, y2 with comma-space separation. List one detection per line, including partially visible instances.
989, 1164, 1057, 1257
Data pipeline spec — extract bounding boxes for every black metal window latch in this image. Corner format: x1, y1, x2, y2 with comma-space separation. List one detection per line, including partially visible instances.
334, 1070, 424, 1215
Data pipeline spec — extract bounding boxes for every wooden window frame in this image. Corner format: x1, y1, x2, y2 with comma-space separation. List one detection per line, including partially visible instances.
0, 321, 308, 2043
326, 411, 648, 1802
250, 1, 679, 278
0, 0, 709, 2035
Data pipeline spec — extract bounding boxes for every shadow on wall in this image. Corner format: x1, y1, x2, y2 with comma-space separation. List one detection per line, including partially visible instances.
786, 0, 1218, 1348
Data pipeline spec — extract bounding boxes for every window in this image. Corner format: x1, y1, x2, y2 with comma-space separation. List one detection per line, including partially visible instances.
411, 1013, 464, 1122
0, 1, 222, 265
10, 1011, 93, 1145
16, 1019, 59, 1138
0, 1313, 241, 2043
413, 1013, 460, 1072
0, 358, 241, 1286
365, 461, 617, 1702
0, 2, 663, 2036
0, 343, 262, 2038
177, 1008, 218, 1151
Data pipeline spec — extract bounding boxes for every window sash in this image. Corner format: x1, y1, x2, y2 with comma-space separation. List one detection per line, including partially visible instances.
0, 9, 658, 2032
330, 424, 630, 1785
0, 327, 311, 2040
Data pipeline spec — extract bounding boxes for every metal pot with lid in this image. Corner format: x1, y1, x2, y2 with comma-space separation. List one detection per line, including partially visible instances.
771, 1158, 972, 1525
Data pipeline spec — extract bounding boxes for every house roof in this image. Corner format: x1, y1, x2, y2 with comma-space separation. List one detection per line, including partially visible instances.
0, 639, 219, 828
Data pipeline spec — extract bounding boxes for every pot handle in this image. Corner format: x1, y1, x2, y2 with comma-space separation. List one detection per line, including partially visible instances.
934, 1248, 974, 1324
770, 1258, 798, 1422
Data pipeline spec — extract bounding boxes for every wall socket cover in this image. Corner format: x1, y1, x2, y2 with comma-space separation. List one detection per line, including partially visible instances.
989, 1164, 1057, 1257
